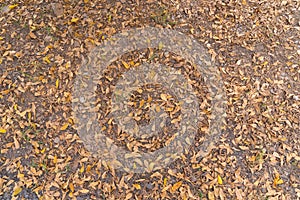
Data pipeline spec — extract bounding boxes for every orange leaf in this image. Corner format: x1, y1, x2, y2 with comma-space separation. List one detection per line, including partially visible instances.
86, 165, 92, 173
133, 184, 141, 190
69, 183, 74, 192
60, 123, 69, 131
170, 181, 182, 193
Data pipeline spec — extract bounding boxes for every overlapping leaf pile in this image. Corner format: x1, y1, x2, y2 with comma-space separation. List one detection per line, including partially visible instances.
0, 0, 299, 199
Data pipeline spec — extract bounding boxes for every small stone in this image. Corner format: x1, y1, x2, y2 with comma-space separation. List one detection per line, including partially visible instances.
54, 137, 60, 144
80, 97, 85, 103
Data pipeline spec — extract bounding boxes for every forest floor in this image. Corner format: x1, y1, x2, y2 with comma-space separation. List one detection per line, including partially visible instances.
0, 0, 299, 199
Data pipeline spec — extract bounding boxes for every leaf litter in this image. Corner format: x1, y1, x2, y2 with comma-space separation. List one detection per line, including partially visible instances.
0, 0, 299, 199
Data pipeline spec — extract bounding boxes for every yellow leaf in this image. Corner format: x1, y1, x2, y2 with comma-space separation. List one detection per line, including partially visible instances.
0, 37, 3, 40
60, 123, 69, 131
9, 4, 18, 10
133, 184, 141, 190
43, 56, 51, 64
273, 173, 284, 186
170, 181, 182, 193
71, 18, 79, 23
13, 187, 22, 196
242, 0, 247, 5
80, 165, 84, 173
17, 173, 24, 179
41, 148, 46, 154
121, 60, 130, 69
56, 79, 59, 88
163, 178, 168, 187
277, 179, 284, 185
217, 175, 223, 185
262, 61, 268, 67
129, 60, 135, 66
65, 61, 71, 69
0, 128, 7, 134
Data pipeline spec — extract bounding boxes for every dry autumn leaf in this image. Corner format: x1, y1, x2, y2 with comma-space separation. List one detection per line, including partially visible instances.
56, 79, 59, 88
133, 184, 141, 190
0, 0, 299, 199
0, 128, 7, 134
8, 4, 18, 10
217, 175, 223, 185
170, 181, 182, 193
60, 123, 69, 131
121, 60, 130, 69
71, 18, 79, 23
13, 187, 22, 196
273, 173, 284, 187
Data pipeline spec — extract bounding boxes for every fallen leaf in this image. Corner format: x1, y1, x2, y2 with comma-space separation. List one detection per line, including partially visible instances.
8, 4, 18, 10
56, 79, 59, 88
133, 184, 141, 190
121, 60, 130, 69
13, 187, 22, 196
273, 173, 284, 187
29, 32, 37, 39
71, 18, 79, 23
170, 181, 182, 193
217, 175, 223, 185
0, 129, 7, 134
60, 123, 69, 131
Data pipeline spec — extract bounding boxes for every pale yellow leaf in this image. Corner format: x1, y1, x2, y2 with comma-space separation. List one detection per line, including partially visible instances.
158, 42, 163, 50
